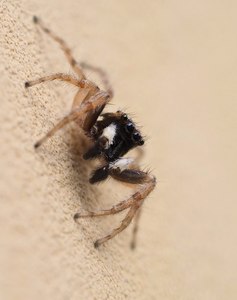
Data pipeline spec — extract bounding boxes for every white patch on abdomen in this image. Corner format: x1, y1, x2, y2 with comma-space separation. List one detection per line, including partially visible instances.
110, 158, 134, 171
102, 123, 117, 148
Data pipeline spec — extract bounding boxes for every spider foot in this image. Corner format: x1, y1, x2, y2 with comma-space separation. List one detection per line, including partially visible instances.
73, 212, 81, 221
24, 81, 30, 88
130, 240, 136, 250
94, 240, 101, 249
33, 15, 39, 24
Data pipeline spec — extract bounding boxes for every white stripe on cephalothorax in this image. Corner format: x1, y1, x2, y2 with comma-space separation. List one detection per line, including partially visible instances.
109, 158, 134, 171
102, 123, 117, 148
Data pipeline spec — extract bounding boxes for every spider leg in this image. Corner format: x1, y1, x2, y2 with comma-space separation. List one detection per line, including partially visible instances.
25, 72, 99, 111
25, 73, 83, 88
77, 87, 112, 132
74, 196, 136, 219
34, 91, 110, 148
33, 16, 85, 79
94, 205, 139, 248
110, 168, 156, 249
74, 157, 156, 248
80, 61, 114, 97
94, 169, 156, 248
72, 80, 99, 109
71, 77, 112, 131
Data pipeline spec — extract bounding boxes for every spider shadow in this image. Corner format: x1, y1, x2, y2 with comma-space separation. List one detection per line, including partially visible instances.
63, 125, 105, 213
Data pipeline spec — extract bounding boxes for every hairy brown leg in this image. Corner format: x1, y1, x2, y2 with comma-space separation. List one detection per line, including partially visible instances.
81, 163, 156, 248
74, 195, 138, 220
34, 91, 110, 148
72, 80, 110, 131
94, 205, 140, 248
107, 170, 156, 248
80, 61, 114, 97
25, 73, 84, 88
33, 16, 85, 79
72, 80, 100, 109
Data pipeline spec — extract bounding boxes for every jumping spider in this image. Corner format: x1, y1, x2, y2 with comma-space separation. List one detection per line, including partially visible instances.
25, 16, 156, 248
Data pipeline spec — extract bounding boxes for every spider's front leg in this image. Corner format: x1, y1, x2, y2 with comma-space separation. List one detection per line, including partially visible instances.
25, 16, 114, 148
74, 158, 156, 248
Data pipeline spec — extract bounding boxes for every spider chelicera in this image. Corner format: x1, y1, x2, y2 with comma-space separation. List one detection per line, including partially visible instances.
25, 16, 156, 248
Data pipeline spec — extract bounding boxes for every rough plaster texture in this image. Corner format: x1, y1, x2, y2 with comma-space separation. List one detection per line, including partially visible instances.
1, 1, 237, 299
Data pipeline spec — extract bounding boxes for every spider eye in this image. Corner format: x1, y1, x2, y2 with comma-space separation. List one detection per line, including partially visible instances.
121, 114, 128, 121
132, 132, 144, 145
125, 122, 135, 133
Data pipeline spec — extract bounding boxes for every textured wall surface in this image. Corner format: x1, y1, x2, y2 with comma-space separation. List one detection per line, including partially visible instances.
1, 1, 237, 299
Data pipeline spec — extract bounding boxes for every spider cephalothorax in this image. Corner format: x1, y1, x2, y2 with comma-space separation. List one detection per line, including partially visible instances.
84, 111, 145, 184
88, 112, 144, 156
25, 16, 156, 248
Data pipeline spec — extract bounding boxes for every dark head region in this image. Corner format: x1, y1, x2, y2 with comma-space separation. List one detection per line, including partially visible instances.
119, 112, 144, 146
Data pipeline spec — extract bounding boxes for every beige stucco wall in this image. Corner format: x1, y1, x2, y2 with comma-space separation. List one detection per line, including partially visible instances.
1, 1, 237, 299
